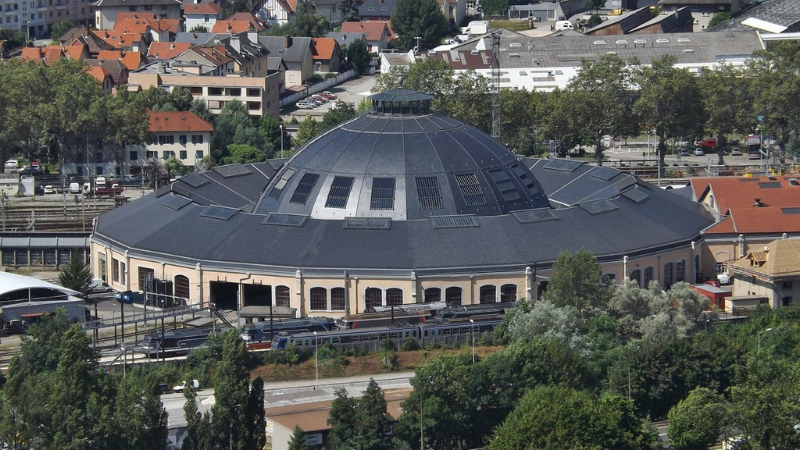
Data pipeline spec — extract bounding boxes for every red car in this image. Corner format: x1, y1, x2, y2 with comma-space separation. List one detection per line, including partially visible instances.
321, 91, 337, 100
704, 280, 721, 287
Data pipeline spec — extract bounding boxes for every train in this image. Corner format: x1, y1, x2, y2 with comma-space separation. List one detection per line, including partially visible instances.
271, 317, 505, 351
239, 317, 337, 345
141, 326, 229, 358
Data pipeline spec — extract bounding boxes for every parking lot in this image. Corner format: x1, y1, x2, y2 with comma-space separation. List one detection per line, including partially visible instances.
281, 75, 378, 121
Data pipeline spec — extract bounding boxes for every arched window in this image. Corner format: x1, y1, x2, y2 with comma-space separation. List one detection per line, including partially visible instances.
174, 275, 190, 302
310, 287, 327, 310
629, 269, 642, 288
331, 287, 345, 311
644, 267, 654, 287
424, 288, 441, 303
365, 287, 382, 311
386, 288, 403, 306
445, 287, 462, 306
500, 284, 517, 302
676, 260, 685, 282
275, 285, 290, 307
664, 262, 674, 290
479, 285, 496, 304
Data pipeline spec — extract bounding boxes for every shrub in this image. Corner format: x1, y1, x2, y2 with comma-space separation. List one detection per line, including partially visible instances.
400, 337, 419, 351
379, 352, 399, 370
324, 72, 338, 79
381, 338, 395, 352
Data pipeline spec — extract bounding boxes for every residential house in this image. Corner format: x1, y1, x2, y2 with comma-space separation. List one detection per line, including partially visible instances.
357, 0, 394, 21
20, 45, 65, 64
94, 29, 148, 52
340, 20, 393, 52
438, 0, 466, 27
92, 0, 183, 30
584, 6, 693, 35
326, 31, 367, 50
730, 237, 800, 309
3, 0, 47, 39
128, 61, 282, 118
692, 176, 800, 284
660, 0, 739, 32
314, 0, 340, 23
184, 0, 222, 32
252, 0, 296, 26
710, 0, 798, 33
59, 26, 117, 56
217, 32, 271, 77
87, 55, 131, 85
96, 49, 146, 69
85, 65, 115, 92
172, 45, 235, 76
312, 37, 341, 72
114, 15, 179, 41
147, 40, 191, 60
258, 35, 314, 87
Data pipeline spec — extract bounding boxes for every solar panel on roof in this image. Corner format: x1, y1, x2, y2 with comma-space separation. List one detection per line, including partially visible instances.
213, 165, 252, 178
590, 166, 619, 181
290, 173, 319, 205
579, 199, 618, 215
782, 208, 800, 215
268, 168, 296, 199
430, 215, 479, 229
172, 183, 191, 198
325, 176, 354, 208
181, 175, 210, 188
343, 217, 392, 230
455, 173, 487, 206
758, 182, 781, 188
261, 213, 308, 227
415, 176, 443, 210
487, 169, 521, 202
615, 177, 636, 191
622, 189, 649, 203
199, 205, 238, 220
370, 178, 395, 210
163, 195, 192, 211
511, 164, 540, 195
511, 209, 558, 223
543, 159, 582, 172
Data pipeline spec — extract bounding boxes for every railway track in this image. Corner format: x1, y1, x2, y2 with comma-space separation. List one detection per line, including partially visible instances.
1, 201, 117, 232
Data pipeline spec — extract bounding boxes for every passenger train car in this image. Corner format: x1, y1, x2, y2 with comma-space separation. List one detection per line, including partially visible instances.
142, 326, 229, 358
240, 317, 337, 345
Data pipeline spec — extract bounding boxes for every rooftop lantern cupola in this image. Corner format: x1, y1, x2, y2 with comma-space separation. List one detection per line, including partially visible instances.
369, 88, 433, 115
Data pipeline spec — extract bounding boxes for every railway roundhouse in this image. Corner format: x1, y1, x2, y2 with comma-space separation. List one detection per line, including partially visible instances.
90, 89, 714, 317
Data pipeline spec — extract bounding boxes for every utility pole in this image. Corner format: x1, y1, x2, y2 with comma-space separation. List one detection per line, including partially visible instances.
491, 30, 502, 139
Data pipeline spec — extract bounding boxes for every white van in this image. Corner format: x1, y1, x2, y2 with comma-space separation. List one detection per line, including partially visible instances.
555, 20, 574, 31
4, 160, 19, 170
69, 182, 81, 194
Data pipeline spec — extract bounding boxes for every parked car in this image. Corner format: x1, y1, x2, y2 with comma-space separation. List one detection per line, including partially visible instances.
123, 175, 142, 185
731, 147, 742, 156
694, 147, 705, 156
158, 383, 170, 395
4, 159, 19, 170
173, 379, 200, 393
679, 148, 690, 157
717, 272, 731, 285
704, 279, 721, 288
321, 91, 337, 100
18, 167, 39, 177
43, 185, 54, 194
311, 94, 328, 103
296, 101, 316, 109
87, 278, 113, 293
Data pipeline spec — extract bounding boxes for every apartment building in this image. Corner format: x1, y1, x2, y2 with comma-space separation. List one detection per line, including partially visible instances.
1, 0, 47, 39
92, 0, 181, 30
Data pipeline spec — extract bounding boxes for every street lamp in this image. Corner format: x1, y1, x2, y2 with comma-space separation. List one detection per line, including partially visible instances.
314, 331, 318, 389
470, 319, 475, 364
279, 125, 284, 159
757, 327, 773, 354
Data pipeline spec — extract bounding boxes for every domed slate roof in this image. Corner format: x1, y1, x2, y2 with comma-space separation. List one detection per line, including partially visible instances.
257, 89, 550, 220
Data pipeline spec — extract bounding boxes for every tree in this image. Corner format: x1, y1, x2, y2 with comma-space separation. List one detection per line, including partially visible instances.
488, 386, 657, 450
668, 387, 724, 450
345, 38, 371, 73
353, 379, 393, 450
188, 24, 209, 33
211, 329, 251, 449
281, 0, 330, 37
287, 425, 307, 450
170, 87, 194, 112
242, 377, 266, 450
0, 60, 52, 163
507, 300, 590, 355
543, 248, 613, 311
58, 252, 93, 298
707, 12, 730, 30
50, 20, 75, 42
164, 155, 186, 175
292, 115, 322, 148
321, 102, 358, 129
190, 99, 214, 124
565, 54, 637, 165
0, 28, 26, 49
479, 0, 508, 17
327, 388, 358, 449
339, 0, 361, 22
211, 100, 263, 163
183, 385, 213, 450
390, 0, 449, 51
698, 64, 750, 165
586, 0, 606, 14
113, 376, 169, 450
258, 115, 286, 156
633, 55, 704, 175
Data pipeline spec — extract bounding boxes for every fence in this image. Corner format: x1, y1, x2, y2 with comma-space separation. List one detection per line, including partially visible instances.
279, 69, 358, 107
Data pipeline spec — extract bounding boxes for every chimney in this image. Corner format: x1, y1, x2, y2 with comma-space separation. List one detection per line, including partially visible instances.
170, 42, 174, 49
754, 198, 762, 207
230, 34, 240, 52
285, 35, 292, 47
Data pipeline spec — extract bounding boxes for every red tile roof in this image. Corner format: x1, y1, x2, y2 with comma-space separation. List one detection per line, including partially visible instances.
148, 41, 192, 60
312, 37, 337, 60
150, 18, 181, 33
20, 47, 44, 62
340, 20, 393, 41
121, 51, 145, 70
185, 1, 222, 14
211, 20, 254, 33
86, 65, 112, 84
191, 45, 234, 66
43, 46, 64, 65
695, 176, 800, 235
148, 110, 214, 132
64, 42, 87, 60
96, 30, 143, 49
114, 18, 152, 34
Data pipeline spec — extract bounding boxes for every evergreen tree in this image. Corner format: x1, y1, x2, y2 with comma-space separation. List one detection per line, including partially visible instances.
58, 252, 93, 298
338, 0, 361, 22
211, 329, 250, 449
353, 379, 392, 450
327, 388, 358, 449
243, 377, 266, 450
345, 38, 371, 73
544, 248, 613, 311
390, 0, 449, 51
287, 425, 307, 450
